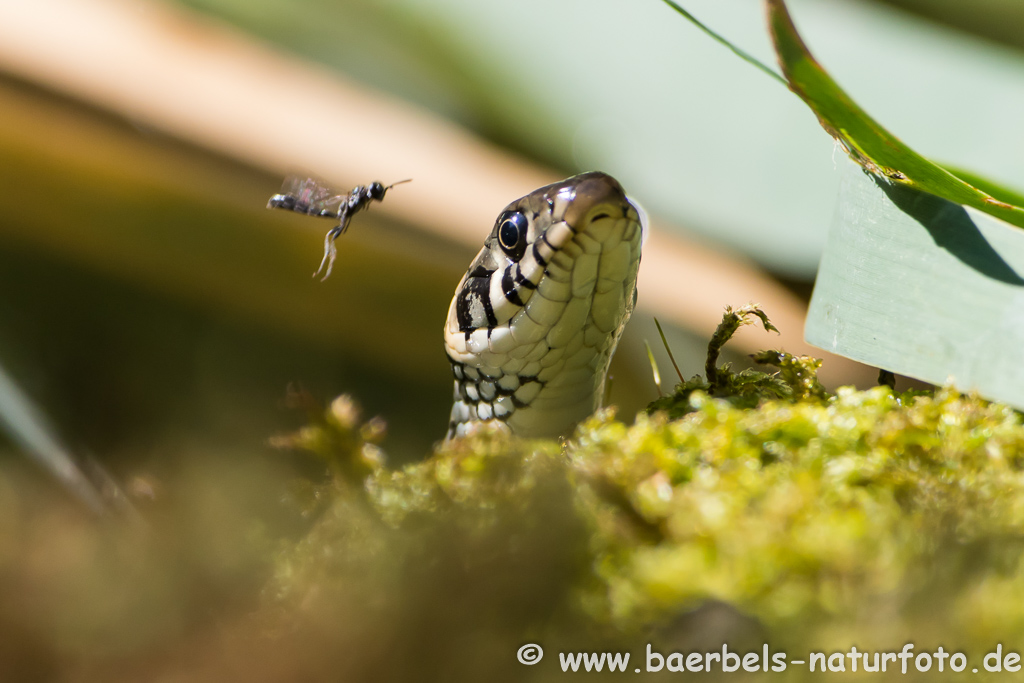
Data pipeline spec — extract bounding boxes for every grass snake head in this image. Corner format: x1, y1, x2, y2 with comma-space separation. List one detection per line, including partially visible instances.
444, 171, 645, 439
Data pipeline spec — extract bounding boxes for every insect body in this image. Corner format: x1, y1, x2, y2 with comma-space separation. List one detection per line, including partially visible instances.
267, 176, 411, 280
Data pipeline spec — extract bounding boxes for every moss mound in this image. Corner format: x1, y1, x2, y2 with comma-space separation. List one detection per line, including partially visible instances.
261, 307, 1024, 680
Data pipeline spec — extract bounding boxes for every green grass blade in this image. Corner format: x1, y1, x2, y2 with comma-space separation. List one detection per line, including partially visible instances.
644, 340, 664, 396
765, 0, 1024, 230
937, 164, 1024, 210
660, 0, 787, 87
653, 318, 685, 383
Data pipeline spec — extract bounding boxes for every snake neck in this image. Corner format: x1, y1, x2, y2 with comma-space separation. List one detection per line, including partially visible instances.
444, 172, 644, 440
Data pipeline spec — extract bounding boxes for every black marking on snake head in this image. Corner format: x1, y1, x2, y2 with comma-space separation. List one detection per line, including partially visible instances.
468, 264, 494, 279
513, 269, 537, 290
501, 267, 525, 306
531, 242, 549, 267
456, 276, 497, 331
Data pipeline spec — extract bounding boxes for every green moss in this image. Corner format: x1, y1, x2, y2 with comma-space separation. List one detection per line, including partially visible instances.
576, 387, 1024, 632
268, 307, 1024, 673
648, 305, 828, 417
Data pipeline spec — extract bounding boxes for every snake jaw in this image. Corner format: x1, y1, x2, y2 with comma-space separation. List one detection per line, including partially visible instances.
445, 172, 643, 440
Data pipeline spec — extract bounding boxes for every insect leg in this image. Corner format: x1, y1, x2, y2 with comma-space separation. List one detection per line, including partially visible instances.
312, 231, 337, 281
312, 212, 351, 281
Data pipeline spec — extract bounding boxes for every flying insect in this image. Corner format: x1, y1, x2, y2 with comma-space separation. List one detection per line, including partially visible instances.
267, 176, 411, 280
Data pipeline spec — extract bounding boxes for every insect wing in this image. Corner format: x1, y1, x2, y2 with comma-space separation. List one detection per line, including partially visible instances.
316, 192, 348, 219
273, 175, 343, 218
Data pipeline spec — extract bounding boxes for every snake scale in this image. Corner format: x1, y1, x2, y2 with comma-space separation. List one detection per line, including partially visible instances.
445, 172, 645, 439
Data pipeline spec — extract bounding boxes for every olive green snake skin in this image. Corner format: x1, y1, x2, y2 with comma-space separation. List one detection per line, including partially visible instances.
444, 172, 645, 439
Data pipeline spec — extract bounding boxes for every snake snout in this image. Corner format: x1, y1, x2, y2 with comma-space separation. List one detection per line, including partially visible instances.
562, 172, 630, 229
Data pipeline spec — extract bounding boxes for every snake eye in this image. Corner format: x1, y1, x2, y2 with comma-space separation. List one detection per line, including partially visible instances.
497, 211, 528, 259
